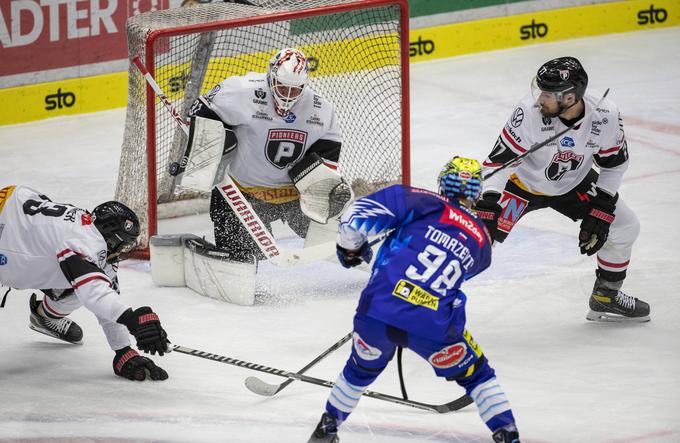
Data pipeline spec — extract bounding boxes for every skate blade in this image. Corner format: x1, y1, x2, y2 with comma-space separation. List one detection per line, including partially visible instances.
586, 310, 650, 323
29, 324, 83, 345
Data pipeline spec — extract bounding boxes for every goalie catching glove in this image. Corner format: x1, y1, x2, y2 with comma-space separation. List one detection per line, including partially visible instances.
289, 152, 354, 224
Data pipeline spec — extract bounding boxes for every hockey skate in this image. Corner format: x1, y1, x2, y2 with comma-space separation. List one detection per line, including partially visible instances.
29, 293, 83, 344
586, 279, 650, 323
308, 413, 340, 443
492, 427, 521, 443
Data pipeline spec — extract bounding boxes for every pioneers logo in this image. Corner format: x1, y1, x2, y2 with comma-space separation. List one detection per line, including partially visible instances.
545, 150, 584, 181
409, 35, 435, 57
637, 5, 667, 25
520, 19, 549, 40
45, 88, 76, 111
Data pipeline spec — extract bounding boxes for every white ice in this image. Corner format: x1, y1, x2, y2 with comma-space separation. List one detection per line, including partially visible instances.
1, 27, 679, 443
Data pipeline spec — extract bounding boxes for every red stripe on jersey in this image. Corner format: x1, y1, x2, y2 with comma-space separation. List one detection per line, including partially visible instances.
72, 274, 112, 289
57, 249, 86, 260
599, 135, 626, 155
501, 128, 527, 153
482, 160, 503, 167
597, 257, 630, 268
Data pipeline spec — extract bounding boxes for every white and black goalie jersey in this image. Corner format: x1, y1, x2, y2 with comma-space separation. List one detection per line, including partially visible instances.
191, 72, 343, 190
0, 185, 128, 323
482, 93, 629, 196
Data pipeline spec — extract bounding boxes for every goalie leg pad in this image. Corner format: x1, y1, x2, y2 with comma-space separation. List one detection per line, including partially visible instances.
183, 237, 257, 306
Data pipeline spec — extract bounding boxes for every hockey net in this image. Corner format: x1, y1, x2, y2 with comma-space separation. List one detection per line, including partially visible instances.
115, 0, 410, 256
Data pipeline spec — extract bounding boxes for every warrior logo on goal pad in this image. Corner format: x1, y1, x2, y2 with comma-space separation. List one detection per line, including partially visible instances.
265, 129, 308, 169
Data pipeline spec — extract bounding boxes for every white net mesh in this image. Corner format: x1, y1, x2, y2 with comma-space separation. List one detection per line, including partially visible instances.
116, 0, 407, 251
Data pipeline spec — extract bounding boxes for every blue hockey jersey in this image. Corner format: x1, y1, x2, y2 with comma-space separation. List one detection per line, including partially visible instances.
337, 185, 492, 342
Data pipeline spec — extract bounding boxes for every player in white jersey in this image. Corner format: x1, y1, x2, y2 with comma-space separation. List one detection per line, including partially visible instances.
0, 185, 170, 381
188, 47, 350, 262
475, 56, 648, 322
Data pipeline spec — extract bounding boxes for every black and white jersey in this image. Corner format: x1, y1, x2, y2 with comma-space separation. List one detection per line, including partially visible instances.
482, 93, 629, 196
193, 72, 342, 188
0, 185, 129, 324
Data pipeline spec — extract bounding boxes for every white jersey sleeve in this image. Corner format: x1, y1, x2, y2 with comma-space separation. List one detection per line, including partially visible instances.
592, 102, 629, 195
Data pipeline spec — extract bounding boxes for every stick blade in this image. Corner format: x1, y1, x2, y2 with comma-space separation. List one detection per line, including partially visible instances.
244, 376, 280, 396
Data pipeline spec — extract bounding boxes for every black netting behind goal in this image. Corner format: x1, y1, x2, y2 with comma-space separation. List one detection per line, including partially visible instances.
116, 0, 408, 251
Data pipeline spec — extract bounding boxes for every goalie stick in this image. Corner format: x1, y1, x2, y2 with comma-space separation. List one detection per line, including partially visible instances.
245, 332, 352, 396
484, 88, 610, 180
172, 344, 473, 413
132, 56, 340, 268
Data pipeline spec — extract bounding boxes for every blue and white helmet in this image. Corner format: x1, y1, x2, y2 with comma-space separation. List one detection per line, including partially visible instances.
267, 48, 309, 116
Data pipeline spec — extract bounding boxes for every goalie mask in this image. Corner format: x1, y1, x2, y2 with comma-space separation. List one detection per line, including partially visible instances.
93, 201, 140, 260
267, 48, 309, 117
437, 156, 483, 202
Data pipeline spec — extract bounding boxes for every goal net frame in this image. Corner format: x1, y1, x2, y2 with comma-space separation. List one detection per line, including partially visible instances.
120, 0, 410, 259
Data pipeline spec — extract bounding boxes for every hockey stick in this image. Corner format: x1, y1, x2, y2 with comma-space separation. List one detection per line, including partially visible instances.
132, 56, 342, 268
173, 344, 473, 413
244, 332, 352, 396
484, 88, 610, 180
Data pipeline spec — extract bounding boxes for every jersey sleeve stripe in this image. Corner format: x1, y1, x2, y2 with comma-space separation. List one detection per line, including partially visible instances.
501, 128, 527, 153
482, 160, 504, 167
597, 257, 630, 269
57, 249, 85, 260
72, 273, 113, 289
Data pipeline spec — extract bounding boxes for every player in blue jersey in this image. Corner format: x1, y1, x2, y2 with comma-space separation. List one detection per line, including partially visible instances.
308, 157, 520, 443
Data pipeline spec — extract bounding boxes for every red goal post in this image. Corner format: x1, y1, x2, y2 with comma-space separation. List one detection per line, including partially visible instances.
115, 0, 410, 258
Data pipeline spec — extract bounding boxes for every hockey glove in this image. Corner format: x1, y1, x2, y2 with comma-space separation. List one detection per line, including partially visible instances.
113, 346, 169, 381
117, 307, 170, 356
579, 188, 616, 256
336, 242, 373, 268
475, 192, 508, 243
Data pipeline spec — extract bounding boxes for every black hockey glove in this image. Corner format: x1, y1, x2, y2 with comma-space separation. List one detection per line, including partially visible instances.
474, 192, 508, 243
336, 242, 373, 268
117, 307, 170, 356
579, 188, 616, 256
113, 346, 169, 381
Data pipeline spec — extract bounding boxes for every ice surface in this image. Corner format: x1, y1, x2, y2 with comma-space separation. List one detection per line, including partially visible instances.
1, 28, 679, 442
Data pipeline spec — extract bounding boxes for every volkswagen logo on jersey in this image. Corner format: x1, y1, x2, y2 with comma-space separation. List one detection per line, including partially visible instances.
0, 254, 7, 266
284, 112, 297, 123
560, 137, 575, 148
511, 107, 524, 127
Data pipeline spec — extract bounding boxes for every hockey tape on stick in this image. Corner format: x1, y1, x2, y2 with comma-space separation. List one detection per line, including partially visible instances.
173, 344, 472, 413
484, 88, 610, 180
245, 332, 352, 396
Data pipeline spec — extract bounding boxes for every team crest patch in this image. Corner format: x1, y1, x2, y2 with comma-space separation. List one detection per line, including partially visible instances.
428, 343, 467, 369
124, 219, 134, 232
265, 129, 307, 169
352, 332, 382, 361
284, 112, 297, 123
545, 150, 584, 181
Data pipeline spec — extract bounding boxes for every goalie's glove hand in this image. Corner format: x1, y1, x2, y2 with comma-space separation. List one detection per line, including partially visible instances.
336, 242, 373, 268
328, 180, 353, 219
579, 188, 616, 256
117, 307, 170, 356
475, 192, 507, 243
113, 346, 169, 381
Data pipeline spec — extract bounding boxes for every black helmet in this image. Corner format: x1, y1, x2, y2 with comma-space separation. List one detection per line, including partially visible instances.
93, 201, 140, 258
536, 56, 588, 101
